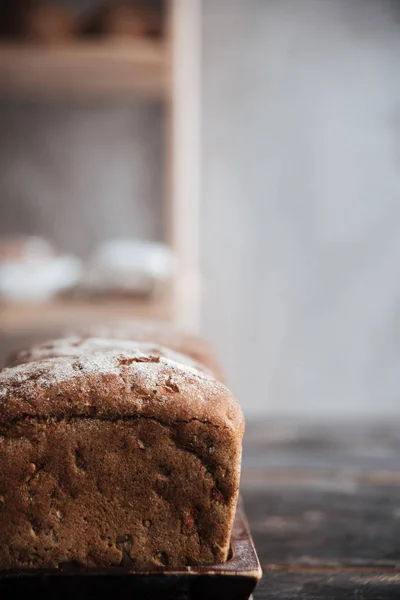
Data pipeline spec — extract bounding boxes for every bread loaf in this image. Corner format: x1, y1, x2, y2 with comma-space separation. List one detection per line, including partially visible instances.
0, 349, 244, 569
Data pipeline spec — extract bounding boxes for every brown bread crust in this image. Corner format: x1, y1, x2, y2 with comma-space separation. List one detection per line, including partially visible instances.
0, 350, 244, 569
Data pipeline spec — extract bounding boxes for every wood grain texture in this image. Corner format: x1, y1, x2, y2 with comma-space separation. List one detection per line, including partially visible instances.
256, 571, 400, 600
243, 420, 400, 471
243, 483, 400, 569
242, 421, 400, 599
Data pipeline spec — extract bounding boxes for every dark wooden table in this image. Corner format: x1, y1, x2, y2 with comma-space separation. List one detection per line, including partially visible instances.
242, 420, 400, 599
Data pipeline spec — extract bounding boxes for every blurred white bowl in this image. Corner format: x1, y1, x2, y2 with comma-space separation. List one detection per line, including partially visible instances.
78, 238, 173, 297
0, 254, 82, 303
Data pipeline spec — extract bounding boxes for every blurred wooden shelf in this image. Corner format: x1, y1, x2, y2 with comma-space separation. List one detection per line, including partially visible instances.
0, 0, 202, 331
0, 297, 171, 335
0, 40, 167, 101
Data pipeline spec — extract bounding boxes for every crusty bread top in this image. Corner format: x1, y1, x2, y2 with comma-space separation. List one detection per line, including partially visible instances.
8, 335, 213, 377
0, 350, 244, 433
69, 320, 225, 381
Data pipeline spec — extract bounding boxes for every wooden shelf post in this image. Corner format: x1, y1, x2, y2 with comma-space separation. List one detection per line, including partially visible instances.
166, 0, 202, 333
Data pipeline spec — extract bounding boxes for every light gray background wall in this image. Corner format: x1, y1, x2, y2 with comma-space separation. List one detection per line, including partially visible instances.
1, 0, 400, 416
201, 0, 400, 417
0, 100, 164, 255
